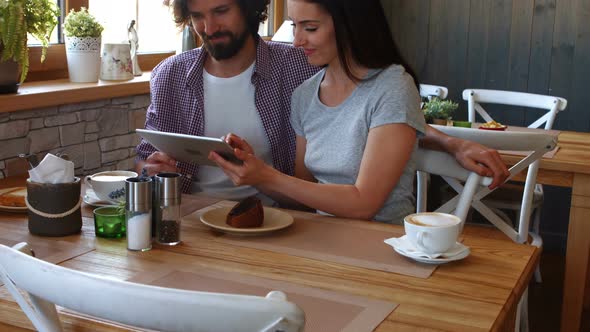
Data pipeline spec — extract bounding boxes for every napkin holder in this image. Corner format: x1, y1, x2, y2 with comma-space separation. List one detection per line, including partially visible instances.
26, 178, 82, 237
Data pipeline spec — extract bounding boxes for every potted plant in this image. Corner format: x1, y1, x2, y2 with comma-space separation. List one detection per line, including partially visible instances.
423, 97, 458, 125
63, 7, 103, 82
0, 0, 59, 93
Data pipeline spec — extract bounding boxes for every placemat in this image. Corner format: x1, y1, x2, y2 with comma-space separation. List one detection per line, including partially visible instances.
132, 268, 397, 332
180, 194, 222, 217
184, 202, 439, 279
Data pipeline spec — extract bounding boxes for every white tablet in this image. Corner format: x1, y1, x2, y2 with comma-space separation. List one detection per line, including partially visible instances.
136, 129, 242, 167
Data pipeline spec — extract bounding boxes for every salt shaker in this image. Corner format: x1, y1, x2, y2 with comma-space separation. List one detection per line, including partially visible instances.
155, 173, 182, 245
125, 177, 152, 251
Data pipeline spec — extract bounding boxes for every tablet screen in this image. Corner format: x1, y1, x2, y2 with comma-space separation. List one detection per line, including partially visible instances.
136, 129, 242, 167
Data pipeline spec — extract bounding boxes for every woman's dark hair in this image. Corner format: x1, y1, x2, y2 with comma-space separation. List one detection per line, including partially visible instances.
302, 0, 419, 87
167, 0, 270, 37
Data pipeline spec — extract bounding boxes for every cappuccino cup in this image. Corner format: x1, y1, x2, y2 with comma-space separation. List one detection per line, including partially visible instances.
404, 212, 461, 255
86, 171, 138, 203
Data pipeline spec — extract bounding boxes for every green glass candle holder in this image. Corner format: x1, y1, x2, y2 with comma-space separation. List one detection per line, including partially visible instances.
453, 120, 473, 128
93, 206, 126, 238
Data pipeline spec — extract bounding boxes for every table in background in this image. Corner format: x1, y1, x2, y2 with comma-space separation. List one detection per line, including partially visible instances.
0, 176, 539, 331
501, 130, 590, 332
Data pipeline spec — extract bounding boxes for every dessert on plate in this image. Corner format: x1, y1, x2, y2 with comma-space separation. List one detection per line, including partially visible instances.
226, 196, 264, 228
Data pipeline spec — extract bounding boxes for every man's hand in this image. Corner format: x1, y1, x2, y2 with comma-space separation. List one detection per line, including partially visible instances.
141, 152, 178, 176
450, 139, 510, 189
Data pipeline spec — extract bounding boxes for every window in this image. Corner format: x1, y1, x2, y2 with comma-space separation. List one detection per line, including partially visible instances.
23, 0, 285, 82
258, 0, 274, 37
26, 0, 63, 45
89, 0, 179, 53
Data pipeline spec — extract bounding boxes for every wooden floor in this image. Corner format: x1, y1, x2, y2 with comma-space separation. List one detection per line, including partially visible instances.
529, 251, 590, 332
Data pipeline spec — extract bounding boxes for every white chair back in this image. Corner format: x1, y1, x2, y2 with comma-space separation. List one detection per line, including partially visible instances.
463, 89, 567, 129
420, 84, 449, 100
0, 243, 305, 332
414, 147, 492, 227
416, 125, 557, 243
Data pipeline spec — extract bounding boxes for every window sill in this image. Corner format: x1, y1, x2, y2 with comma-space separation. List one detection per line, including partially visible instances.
0, 72, 152, 114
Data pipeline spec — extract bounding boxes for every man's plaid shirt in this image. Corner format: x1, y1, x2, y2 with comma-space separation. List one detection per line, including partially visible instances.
137, 37, 318, 193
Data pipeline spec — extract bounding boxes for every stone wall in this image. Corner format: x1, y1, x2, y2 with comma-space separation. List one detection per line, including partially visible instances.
0, 94, 149, 179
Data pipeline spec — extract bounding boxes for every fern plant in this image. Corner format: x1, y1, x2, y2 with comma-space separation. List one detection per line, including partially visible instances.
0, 0, 59, 83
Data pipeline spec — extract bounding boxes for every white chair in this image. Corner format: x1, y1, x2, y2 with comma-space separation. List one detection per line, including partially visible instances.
415, 146, 492, 226
417, 125, 556, 243
0, 243, 305, 332
464, 89, 567, 282
419, 84, 449, 100
417, 125, 557, 332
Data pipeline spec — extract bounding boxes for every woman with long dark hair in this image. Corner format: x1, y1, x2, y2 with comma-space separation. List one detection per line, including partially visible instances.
210, 0, 426, 224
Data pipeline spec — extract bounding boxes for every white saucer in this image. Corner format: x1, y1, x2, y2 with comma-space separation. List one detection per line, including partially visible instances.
385, 235, 470, 265
83, 189, 117, 207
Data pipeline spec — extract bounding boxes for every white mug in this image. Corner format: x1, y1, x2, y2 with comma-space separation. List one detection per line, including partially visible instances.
100, 43, 134, 81
404, 212, 461, 255
86, 170, 137, 203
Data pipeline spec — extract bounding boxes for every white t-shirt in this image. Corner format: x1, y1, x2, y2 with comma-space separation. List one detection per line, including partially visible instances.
193, 62, 274, 204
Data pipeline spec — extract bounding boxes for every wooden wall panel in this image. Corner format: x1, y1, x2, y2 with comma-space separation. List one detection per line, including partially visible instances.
386, 0, 589, 252
550, 0, 577, 130
485, 0, 519, 125
465, 1, 491, 91
524, 0, 555, 126
569, 0, 590, 133
387, 0, 589, 133
423, 0, 448, 88
445, 0, 471, 118
507, 0, 533, 93
527, 0, 556, 96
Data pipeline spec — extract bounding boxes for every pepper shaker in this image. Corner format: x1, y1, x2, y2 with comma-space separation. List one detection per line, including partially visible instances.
125, 177, 152, 251
155, 173, 182, 245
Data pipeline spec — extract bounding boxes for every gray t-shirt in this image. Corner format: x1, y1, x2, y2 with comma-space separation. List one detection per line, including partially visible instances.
290, 64, 425, 224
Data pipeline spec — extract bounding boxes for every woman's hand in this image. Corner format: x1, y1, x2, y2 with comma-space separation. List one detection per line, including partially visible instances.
209, 135, 276, 187
450, 139, 510, 189
223, 133, 254, 154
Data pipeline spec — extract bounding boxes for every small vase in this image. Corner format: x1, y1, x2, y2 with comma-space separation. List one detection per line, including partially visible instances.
100, 43, 134, 81
0, 59, 19, 94
65, 36, 101, 83
432, 118, 448, 126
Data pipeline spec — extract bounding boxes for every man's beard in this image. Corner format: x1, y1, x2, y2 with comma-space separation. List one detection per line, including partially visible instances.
203, 29, 249, 60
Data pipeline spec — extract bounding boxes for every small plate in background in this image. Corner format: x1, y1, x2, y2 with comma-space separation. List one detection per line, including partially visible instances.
479, 125, 507, 131
0, 187, 28, 213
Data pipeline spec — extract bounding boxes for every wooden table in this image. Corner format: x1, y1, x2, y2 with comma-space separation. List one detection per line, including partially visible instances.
501, 130, 590, 332
0, 177, 539, 331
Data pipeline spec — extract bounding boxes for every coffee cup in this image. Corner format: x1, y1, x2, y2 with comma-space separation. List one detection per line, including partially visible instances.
86, 170, 138, 203
404, 212, 461, 255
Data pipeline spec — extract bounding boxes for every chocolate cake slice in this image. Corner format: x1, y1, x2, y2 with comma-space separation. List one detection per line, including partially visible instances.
226, 196, 264, 228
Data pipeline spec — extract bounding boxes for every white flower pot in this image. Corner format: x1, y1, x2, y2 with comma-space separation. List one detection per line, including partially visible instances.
65, 36, 101, 83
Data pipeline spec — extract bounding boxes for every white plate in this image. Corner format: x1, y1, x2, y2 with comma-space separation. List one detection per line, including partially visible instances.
393, 243, 470, 265
0, 187, 27, 213
200, 206, 294, 236
83, 189, 117, 207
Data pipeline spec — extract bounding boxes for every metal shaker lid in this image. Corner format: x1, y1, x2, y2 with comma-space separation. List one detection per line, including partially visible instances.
125, 177, 152, 212
156, 172, 182, 205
